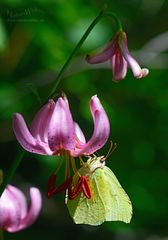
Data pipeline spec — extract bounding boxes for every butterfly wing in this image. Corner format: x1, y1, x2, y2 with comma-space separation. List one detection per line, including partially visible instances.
66, 170, 106, 225
67, 166, 132, 225
99, 166, 132, 223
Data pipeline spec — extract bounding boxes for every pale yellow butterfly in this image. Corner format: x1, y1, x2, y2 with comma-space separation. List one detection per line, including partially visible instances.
66, 155, 132, 225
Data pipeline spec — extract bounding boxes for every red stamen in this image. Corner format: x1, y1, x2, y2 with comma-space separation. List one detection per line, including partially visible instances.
47, 174, 72, 199
68, 176, 92, 200
47, 174, 57, 198
82, 176, 91, 199
68, 177, 83, 200
52, 176, 72, 195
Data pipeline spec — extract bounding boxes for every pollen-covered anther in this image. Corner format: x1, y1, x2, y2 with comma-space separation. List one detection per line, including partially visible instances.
47, 174, 72, 199
68, 176, 91, 200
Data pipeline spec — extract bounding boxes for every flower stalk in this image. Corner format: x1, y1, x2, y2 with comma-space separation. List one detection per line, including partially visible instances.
46, 8, 106, 101
103, 12, 123, 31
46, 9, 122, 101
0, 149, 25, 197
0, 230, 4, 240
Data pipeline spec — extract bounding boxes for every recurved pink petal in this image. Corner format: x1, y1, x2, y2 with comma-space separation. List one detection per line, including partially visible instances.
138, 68, 149, 78
86, 35, 118, 64
31, 100, 55, 142
72, 95, 110, 156
111, 49, 127, 81
7, 185, 27, 219
119, 31, 149, 78
15, 188, 42, 232
74, 122, 86, 148
48, 97, 76, 152
123, 52, 143, 78
0, 186, 21, 232
13, 113, 53, 155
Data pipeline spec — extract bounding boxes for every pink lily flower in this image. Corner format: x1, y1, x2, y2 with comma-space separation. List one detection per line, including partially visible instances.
86, 30, 149, 82
13, 95, 110, 157
0, 185, 42, 232
13, 95, 110, 198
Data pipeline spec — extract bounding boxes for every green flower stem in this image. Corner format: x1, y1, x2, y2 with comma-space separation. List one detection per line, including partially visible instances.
0, 230, 4, 240
104, 12, 123, 31
47, 10, 122, 101
0, 149, 25, 196
46, 8, 106, 100
0, 8, 122, 196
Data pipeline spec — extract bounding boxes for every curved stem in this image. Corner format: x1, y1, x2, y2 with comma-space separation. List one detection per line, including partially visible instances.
0, 149, 25, 197
104, 12, 123, 31
46, 11, 122, 101
46, 7, 107, 101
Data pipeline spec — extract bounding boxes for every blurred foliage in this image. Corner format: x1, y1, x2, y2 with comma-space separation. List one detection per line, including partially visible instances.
0, 0, 168, 240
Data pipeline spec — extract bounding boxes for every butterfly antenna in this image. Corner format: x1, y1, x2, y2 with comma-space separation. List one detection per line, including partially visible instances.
105, 140, 117, 160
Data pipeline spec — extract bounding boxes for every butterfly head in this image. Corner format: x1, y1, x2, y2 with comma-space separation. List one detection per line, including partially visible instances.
84, 141, 117, 173
86, 155, 106, 173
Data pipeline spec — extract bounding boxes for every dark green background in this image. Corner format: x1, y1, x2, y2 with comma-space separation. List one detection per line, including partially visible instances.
0, 0, 168, 239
